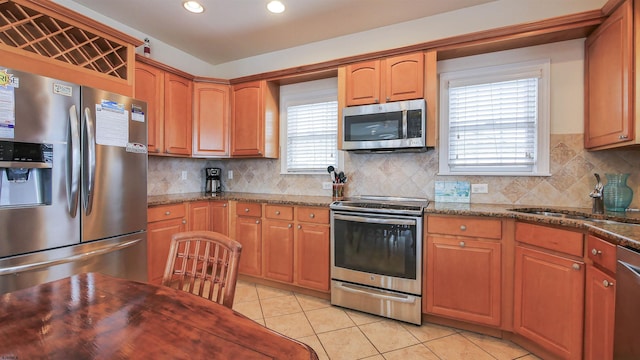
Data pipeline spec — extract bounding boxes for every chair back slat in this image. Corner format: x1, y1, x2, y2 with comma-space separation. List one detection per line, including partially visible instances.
162, 231, 243, 308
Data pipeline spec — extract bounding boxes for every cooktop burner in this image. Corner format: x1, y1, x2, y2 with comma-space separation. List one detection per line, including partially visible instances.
330, 195, 429, 215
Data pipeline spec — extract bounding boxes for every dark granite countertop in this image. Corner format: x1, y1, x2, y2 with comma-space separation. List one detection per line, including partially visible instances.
148, 192, 334, 208
147, 193, 640, 251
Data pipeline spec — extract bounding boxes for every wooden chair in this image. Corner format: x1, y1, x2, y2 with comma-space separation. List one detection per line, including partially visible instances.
162, 231, 242, 308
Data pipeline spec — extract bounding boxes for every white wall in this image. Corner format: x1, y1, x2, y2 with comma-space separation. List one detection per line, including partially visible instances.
56, 0, 606, 79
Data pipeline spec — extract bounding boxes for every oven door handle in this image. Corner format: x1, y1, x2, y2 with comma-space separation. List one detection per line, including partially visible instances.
333, 213, 416, 226
336, 282, 417, 303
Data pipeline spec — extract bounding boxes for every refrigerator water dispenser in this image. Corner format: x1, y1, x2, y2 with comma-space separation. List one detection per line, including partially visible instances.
0, 141, 52, 207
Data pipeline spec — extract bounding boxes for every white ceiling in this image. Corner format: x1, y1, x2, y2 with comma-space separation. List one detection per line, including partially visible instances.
68, 0, 496, 65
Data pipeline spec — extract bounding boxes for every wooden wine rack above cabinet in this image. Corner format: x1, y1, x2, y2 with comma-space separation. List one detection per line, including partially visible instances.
0, 0, 141, 95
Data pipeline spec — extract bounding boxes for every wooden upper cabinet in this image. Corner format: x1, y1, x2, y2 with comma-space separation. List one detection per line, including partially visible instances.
231, 81, 279, 158
584, 0, 634, 149
193, 82, 230, 157
345, 60, 381, 106
164, 73, 193, 156
384, 53, 425, 102
345, 53, 424, 106
135, 62, 164, 154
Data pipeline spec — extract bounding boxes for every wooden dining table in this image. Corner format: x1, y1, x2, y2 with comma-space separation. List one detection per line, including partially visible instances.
0, 272, 319, 359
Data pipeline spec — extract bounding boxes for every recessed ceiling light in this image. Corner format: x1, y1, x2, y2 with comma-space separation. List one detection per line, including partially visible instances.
267, 1, 285, 14
183, 1, 204, 14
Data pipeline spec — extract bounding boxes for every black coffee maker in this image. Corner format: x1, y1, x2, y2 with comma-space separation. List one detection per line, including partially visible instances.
205, 167, 222, 193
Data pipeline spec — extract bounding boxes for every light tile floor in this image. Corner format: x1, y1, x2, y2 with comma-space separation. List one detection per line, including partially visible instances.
232, 280, 543, 360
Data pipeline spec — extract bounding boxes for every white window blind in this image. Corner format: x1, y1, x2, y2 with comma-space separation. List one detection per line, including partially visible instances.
286, 100, 338, 172
448, 77, 538, 170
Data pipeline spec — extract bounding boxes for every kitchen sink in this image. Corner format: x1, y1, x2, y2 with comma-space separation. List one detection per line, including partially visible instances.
509, 208, 640, 226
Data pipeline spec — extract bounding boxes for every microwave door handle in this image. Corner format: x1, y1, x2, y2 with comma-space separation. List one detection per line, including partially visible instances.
66, 105, 80, 218
83, 107, 96, 216
333, 213, 415, 226
402, 109, 408, 139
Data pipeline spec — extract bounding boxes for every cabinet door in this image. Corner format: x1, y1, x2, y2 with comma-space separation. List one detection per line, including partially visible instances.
188, 201, 211, 231
584, 266, 615, 360
235, 216, 262, 276
193, 82, 230, 157
514, 245, 585, 359
263, 219, 294, 282
134, 62, 164, 154
584, 1, 633, 148
384, 53, 424, 103
345, 60, 381, 106
295, 223, 330, 291
231, 81, 263, 156
147, 218, 186, 285
426, 236, 501, 326
164, 73, 193, 155
210, 201, 229, 236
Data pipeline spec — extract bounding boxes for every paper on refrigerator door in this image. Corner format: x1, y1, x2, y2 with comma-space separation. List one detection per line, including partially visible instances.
0, 70, 16, 139
95, 102, 128, 147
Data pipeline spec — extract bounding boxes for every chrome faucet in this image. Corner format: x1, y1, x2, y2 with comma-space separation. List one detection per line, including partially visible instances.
589, 173, 604, 214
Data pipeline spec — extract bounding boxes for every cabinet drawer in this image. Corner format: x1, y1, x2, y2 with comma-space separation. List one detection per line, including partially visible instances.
265, 205, 294, 220
427, 216, 501, 239
148, 203, 186, 223
236, 202, 262, 217
515, 222, 583, 257
587, 235, 617, 273
297, 207, 329, 224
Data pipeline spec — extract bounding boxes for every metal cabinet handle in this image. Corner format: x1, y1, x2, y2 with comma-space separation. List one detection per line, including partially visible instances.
459, 241, 465, 248
297, 225, 302, 229
275, 210, 281, 215
245, 208, 250, 213
182, 219, 186, 224
255, 220, 260, 224
288, 224, 292, 228
591, 248, 602, 256
619, 135, 629, 140
460, 225, 467, 231
309, 213, 315, 218
165, 211, 171, 215
603, 280, 614, 288
572, 263, 581, 270
223, 204, 227, 207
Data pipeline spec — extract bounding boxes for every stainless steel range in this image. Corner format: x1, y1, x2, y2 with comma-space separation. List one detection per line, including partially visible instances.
330, 196, 428, 325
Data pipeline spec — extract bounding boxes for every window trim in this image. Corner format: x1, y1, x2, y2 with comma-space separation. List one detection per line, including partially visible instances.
438, 59, 551, 176
279, 78, 342, 175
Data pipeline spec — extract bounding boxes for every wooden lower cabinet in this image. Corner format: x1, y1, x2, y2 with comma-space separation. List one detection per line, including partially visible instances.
295, 222, 330, 291
236, 215, 262, 276
210, 201, 229, 235
426, 235, 502, 327
514, 245, 585, 360
584, 265, 615, 360
188, 200, 229, 235
147, 204, 187, 285
263, 219, 295, 282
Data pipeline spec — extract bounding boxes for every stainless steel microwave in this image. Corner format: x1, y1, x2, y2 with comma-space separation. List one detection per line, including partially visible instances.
342, 99, 426, 152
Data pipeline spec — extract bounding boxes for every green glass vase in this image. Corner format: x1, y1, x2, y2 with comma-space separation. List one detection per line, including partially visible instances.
603, 173, 633, 212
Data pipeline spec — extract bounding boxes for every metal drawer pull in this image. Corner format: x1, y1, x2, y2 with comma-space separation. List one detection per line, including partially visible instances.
603, 280, 614, 288
245, 208, 250, 212
459, 241, 465, 248
255, 220, 260, 224
592, 248, 602, 256
460, 225, 466, 231
275, 210, 280, 215
223, 204, 227, 207
619, 135, 629, 140
572, 263, 581, 270
165, 211, 171, 215
309, 213, 315, 218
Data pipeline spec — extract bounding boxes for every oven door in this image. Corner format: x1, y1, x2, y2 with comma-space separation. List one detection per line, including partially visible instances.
331, 211, 422, 295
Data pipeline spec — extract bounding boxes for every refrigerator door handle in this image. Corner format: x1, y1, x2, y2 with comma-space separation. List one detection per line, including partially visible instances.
66, 105, 81, 218
83, 106, 96, 216
0, 238, 142, 276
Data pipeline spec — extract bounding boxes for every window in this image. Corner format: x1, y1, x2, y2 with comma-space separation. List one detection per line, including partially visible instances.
439, 60, 550, 176
280, 78, 340, 174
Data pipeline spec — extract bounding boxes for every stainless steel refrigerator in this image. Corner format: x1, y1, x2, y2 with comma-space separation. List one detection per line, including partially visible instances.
0, 67, 148, 294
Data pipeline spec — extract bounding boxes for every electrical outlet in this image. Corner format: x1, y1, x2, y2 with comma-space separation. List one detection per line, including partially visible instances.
181, 171, 187, 180
322, 182, 332, 190
228, 170, 233, 180
471, 183, 488, 194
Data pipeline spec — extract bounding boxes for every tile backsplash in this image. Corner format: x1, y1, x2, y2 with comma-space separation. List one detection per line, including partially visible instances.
148, 134, 640, 209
